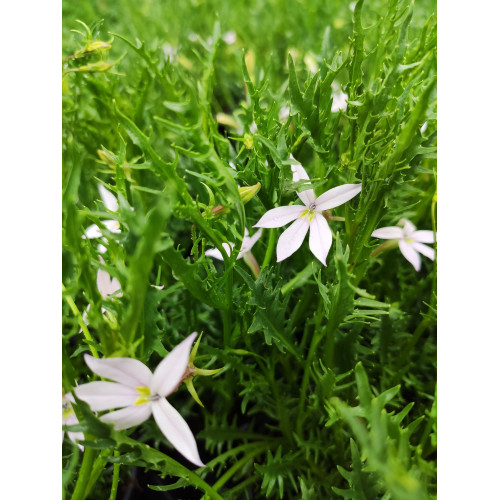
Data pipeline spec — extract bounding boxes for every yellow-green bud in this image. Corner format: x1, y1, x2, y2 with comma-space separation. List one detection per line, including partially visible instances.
243, 133, 254, 149
97, 149, 116, 167
74, 41, 112, 58
74, 60, 114, 73
238, 182, 261, 204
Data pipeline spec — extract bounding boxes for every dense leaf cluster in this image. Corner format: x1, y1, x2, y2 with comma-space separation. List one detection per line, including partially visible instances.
63, 0, 436, 498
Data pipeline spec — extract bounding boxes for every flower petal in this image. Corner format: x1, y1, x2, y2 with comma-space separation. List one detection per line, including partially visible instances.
371, 226, 404, 240
151, 332, 198, 397
152, 398, 204, 467
67, 431, 85, 451
411, 230, 434, 243
98, 184, 119, 212
83, 354, 153, 388
102, 219, 121, 234
290, 156, 316, 206
401, 219, 416, 235
412, 242, 435, 261
100, 403, 152, 430
254, 205, 304, 228
398, 240, 421, 272
96, 269, 122, 300
205, 243, 233, 261
309, 213, 332, 266
84, 224, 102, 239
75, 381, 138, 411
240, 228, 262, 254
314, 184, 361, 211
276, 217, 310, 262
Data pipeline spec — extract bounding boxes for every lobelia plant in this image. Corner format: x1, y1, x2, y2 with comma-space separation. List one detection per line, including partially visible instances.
63, 1, 437, 499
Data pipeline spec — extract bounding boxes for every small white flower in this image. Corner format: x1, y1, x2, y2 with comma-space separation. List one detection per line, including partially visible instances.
96, 257, 122, 300
249, 121, 257, 134
83, 185, 121, 253
62, 393, 84, 451
371, 219, 435, 271
205, 228, 262, 261
420, 121, 428, 134
222, 30, 237, 45
75, 333, 204, 467
279, 106, 290, 122
331, 82, 348, 113
162, 43, 178, 60
254, 155, 361, 265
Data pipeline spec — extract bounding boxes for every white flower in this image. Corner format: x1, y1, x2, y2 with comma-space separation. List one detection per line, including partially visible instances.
331, 82, 348, 112
371, 219, 435, 271
254, 155, 361, 265
249, 121, 257, 134
96, 256, 122, 300
75, 333, 204, 467
62, 393, 84, 451
84, 185, 121, 253
205, 228, 262, 260
222, 30, 237, 45
279, 106, 290, 122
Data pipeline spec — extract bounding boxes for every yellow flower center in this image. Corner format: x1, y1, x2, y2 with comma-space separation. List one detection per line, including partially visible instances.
62, 402, 74, 419
405, 237, 414, 243
300, 208, 316, 223
134, 386, 151, 405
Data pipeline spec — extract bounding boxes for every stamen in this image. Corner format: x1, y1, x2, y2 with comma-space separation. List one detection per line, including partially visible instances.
134, 386, 152, 405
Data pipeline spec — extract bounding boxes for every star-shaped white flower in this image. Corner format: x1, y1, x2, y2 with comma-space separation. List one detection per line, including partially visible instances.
84, 185, 121, 253
75, 333, 204, 467
205, 228, 262, 261
96, 257, 122, 300
253, 156, 361, 266
371, 219, 435, 271
62, 393, 84, 451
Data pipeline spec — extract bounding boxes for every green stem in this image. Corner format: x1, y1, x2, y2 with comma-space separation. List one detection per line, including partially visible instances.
108, 452, 120, 500
261, 228, 276, 269
71, 448, 98, 500
63, 284, 99, 358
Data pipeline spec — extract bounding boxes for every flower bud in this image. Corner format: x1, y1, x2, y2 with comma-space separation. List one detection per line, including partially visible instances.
238, 182, 261, 204
97, 149, 117, 167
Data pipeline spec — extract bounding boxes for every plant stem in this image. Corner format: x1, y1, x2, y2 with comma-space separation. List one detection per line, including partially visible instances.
71, 448, 98, 500
261, 228, 276, 269
108, 452, 120, 500
63, 284, 99, 358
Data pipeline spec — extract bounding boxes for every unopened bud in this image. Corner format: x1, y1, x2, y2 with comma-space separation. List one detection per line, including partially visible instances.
238, 182, 261, 204
211, 204, 230, 217
75, 60, 114, 73
97, 149, 117, 167
74, 41, 112, 58
243, 133, 254, 149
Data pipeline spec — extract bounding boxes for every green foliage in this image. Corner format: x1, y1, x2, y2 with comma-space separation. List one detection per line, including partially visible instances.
63, 0, 437, 498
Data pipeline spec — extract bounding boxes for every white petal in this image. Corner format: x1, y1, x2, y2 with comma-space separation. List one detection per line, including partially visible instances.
205, 248, 224, 260
314, 184, 362, 211
240, 228, 262, 254
84, 224, 102, 239
75, 382, 138, 411
152, 398, 204, 467
151, 332, 197, 397
100, 403, 152, 430
96, 269, 122, 300
411, 230, 434, 243
205, 242, 233, 261
398, 240, 421, 272
102, 219, 121, 234
254, 205, 305, 228
98, 184, 119, 212
309, 214, 332, 266
412, 242, 435, 261
401, 219, 416, 235
83, 354, 153, 387
371, 226, 404, 240
276, 217, 310, 262
290, 157, 316, 206
67, 431, 85, 451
